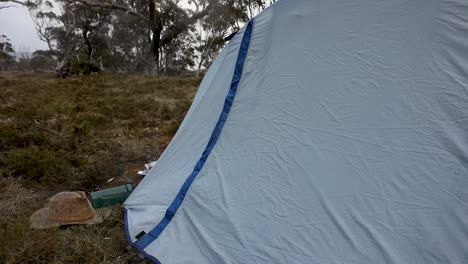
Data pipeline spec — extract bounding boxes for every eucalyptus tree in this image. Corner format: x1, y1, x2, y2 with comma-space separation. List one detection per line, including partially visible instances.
0, 35, 15, 71
68, 0, 220, 74
194, 0, 274, 75
28, 0, 112, 75
0, 0, 276, 75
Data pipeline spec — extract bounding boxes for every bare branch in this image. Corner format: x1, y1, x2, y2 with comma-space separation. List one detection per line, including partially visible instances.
29, 10, 55, 52
191, 0, 200, 13
33, 120, 63, 137
0, 0, 26, 6
160, 2, 217, 47
71, 0, 150, 24
0, 4, 15, 9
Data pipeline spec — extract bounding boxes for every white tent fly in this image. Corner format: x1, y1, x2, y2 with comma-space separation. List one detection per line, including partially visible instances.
124, 0, 468, 263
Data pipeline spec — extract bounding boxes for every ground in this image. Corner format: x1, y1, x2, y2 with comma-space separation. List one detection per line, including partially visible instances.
0, 73, 201, 263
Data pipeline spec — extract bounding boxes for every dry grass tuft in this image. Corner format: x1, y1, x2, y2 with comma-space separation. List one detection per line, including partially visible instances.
0, 177, 36, 217
0, 72, 201, 263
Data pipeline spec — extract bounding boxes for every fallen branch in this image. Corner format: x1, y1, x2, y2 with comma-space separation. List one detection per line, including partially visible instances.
33, 120, 63, 137
71, 0, 149, 24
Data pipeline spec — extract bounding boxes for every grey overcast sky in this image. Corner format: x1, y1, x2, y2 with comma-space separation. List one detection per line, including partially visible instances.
0, 6, 48, 51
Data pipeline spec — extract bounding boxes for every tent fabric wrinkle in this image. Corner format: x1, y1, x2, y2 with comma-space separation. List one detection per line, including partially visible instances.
125, 0, 468, 263
131, 19, 254, 254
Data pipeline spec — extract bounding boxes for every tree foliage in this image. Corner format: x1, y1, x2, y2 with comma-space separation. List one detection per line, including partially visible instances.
0, 0, 275, 76
0, 35, 15, 71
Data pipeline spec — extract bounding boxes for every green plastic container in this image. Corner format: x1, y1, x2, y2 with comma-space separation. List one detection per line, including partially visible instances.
89, 184, 134, 209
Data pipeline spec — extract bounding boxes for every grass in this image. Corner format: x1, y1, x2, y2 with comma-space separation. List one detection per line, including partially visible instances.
0, 72, 201, 263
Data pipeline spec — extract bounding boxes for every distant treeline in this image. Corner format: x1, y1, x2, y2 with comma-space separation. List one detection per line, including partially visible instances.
0, 0, 275, 77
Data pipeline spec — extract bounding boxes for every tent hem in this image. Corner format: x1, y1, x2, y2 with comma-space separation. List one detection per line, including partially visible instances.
124, 208, 162, 264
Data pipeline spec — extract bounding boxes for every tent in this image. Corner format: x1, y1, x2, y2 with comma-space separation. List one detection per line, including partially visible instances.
124, 0, 468, 263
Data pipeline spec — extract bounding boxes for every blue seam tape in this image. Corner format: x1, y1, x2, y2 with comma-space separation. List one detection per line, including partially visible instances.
125, 19, 254, 262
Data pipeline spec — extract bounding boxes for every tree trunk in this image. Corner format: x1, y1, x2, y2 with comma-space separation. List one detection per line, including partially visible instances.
55, 55, 71, 78
196, 57, 205, 77
150, 26, 161, 75
147, 0, 160, 76
82, 25, 93, 60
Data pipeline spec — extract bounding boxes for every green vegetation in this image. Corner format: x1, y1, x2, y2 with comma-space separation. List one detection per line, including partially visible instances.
0, 73, 201, 263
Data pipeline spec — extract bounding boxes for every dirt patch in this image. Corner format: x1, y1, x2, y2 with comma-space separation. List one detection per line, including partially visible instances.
102, 163, 146, 189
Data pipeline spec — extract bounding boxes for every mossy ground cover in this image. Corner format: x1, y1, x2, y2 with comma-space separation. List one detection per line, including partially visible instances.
0, 73, 201, 263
